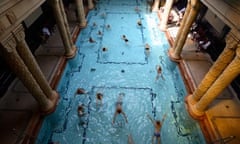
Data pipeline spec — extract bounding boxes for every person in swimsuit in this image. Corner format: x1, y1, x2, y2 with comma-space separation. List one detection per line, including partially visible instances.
74, 88, 88, 97
122, 35, 129, 44
106, 24, 111, 30
112, 93, 128, 124
96, 92, 103, 107
77, 104, 86, 126
145, 43, 151, 57
89, 37, 96, 43
147, 114, 167, 144
156, 65, 164, 81
137, 20, 142, 27
102, 47, 108, 52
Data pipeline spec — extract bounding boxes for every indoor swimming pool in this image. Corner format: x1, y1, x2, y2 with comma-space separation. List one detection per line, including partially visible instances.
37, 0, 205, 143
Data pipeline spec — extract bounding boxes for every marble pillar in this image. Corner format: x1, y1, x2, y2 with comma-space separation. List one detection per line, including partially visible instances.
168, 0, 191, 56
51, 0, 76, 58
169, 0, 201, 60
190, 46, 240, 117
88, 0, 94, 10
159, 0, 174, 31
188, 32, 239, 105
13, 25, 59, 104
75, 0, 87, 28
0, 34, 54, 113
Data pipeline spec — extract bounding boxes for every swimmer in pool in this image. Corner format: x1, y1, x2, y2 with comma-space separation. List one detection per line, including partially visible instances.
78, 104, 85, 116
145, 43, 151, 57
96, 92, 103, 107
156, 65, 164, 81
112, 93, 128, 124
97, 30, 102, 36
137, 20, 142, 27
147, 114, 167, 144
93, 22, 97, 27
102, 47, 108, 52
78, 104, 86, 125
122, 35, 127, 40
121, 35, 129, 44
128, 134, 135, 144
106, 24, 111, 29
74, 88, 87, 97
124, 38, 129, 43
89, 37, 96, 43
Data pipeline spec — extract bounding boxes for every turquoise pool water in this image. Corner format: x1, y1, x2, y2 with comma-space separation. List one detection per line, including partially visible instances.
37, 0, 205, 143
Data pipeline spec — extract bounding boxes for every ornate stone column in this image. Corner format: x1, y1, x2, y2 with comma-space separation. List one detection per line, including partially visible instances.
0, 34, 54, 113
13, 25, 59, 104
75, 0, 87, 28
187, 32, 238, 105
51, 0, 76, 58
190, 46, 240, 117
88, 0, 94, 10
152, 0, 160, 12
169, 0, 201, 60
168, 0, 191, 56
159, 0, 174, 31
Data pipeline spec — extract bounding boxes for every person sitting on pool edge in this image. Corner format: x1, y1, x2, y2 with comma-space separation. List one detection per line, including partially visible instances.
112, 93, 128, 124
96, 92, 103, 107
147, 114, 167, 144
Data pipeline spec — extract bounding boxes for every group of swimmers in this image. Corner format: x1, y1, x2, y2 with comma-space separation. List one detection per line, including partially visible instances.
76, 88, 166, 144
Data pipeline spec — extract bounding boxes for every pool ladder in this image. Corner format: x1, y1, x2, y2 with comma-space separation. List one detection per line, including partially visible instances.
212, 135, 236, 144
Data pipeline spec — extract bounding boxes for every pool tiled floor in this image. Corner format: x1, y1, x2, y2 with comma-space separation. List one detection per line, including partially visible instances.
0, 2, 240, 144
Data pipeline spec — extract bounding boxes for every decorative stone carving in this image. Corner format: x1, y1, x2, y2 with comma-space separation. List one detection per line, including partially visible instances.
6, 10, 17, 24
12, 24, 25, 42
0, 21, 5, 33
1, 34, 16, 53
225, 32, 238, 50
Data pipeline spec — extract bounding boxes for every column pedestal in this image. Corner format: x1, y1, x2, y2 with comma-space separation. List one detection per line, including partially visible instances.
88, 0, 94, 10
65, 45, 77, 58
168, 47, 181, 61
76, 0, 87, 28
187, 98, 205, 119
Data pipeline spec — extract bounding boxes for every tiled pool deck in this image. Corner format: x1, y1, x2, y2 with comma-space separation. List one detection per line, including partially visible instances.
0, 7, 240, 144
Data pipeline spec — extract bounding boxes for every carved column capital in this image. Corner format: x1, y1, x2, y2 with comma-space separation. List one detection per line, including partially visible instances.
236, 45, 240, 57
1, 33, 16, 53
225, 32, 238, 50
50, 0, 59, 5
6, 10, 17, 24
0, 21, 5, 34
12, 24, 25, 42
